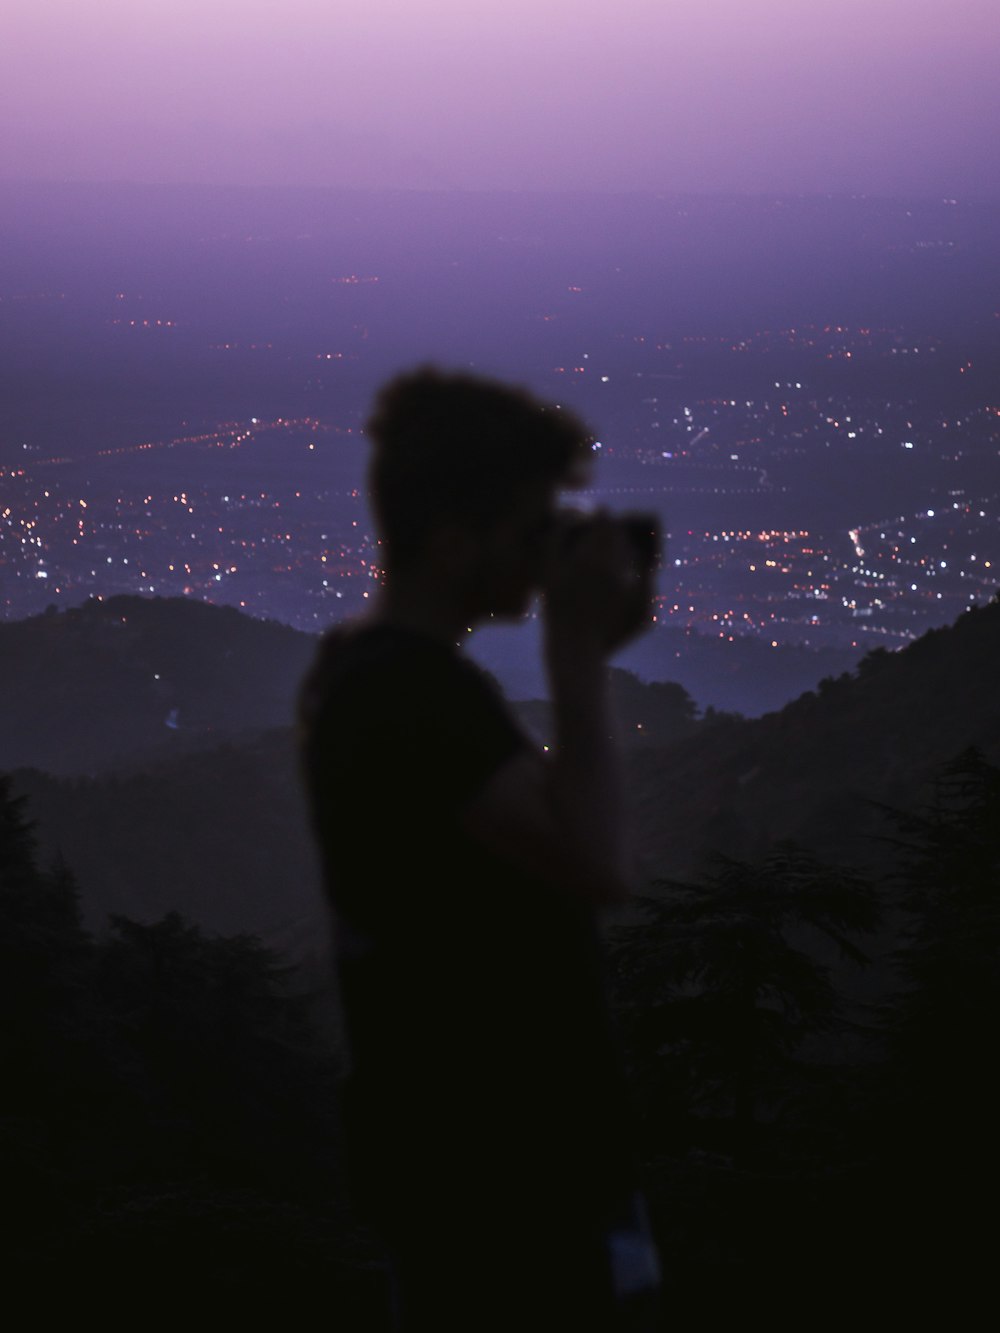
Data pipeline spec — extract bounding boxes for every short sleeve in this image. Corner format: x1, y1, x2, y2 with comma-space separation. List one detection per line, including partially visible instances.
378, 649, 524, 812
300, 626, 528, 921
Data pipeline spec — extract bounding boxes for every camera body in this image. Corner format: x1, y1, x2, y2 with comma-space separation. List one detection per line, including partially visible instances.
556, 510, 662, 575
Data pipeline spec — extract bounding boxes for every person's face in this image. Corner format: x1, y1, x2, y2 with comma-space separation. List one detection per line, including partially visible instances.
470, 480, 558, 620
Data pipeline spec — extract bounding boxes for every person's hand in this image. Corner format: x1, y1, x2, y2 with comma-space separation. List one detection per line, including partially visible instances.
542, 511, 655, 657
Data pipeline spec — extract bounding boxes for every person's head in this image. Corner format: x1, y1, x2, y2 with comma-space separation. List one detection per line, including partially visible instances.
367, 366, 592, 611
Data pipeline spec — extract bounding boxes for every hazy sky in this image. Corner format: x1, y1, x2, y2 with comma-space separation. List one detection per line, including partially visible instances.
2, 0, 998, 196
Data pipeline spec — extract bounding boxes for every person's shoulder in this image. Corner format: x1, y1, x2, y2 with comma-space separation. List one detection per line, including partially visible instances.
312, 620, 460, 686
301, 620, 528, 824
302, 620, 477, 724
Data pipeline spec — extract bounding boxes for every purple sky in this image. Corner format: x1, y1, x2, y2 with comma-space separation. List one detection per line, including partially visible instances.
3, 0, 998, 196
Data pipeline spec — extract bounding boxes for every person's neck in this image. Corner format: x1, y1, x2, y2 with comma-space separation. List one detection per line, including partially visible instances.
369, 577, 476, 647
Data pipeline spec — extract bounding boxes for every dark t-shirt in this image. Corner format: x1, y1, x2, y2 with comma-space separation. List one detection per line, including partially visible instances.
300, 621, 634, 1230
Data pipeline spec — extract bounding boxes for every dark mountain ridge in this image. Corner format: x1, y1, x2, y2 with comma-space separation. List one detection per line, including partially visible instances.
4, 591, 999, 941
0, 594, 316, 775
0, 592, 869, 784
631, 593, 1000, 879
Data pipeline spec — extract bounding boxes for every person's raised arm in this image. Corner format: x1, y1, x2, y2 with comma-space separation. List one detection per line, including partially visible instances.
463, 515, 654, 907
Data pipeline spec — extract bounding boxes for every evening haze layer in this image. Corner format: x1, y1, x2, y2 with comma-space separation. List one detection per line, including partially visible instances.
2, 0, 998, 197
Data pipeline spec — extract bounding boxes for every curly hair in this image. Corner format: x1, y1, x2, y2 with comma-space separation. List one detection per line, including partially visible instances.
366, 366, 592, 567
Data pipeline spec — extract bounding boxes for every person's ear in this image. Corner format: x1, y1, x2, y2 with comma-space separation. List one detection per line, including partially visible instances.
426, 521, 480, 572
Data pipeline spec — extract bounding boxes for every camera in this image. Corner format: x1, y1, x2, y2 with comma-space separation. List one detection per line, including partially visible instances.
556, 510, 662, 575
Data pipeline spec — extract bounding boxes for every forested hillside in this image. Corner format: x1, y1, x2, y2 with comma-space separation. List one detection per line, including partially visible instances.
630, 595, 1000, 877
0, 594, 315, 775
3, 593, 998, 1320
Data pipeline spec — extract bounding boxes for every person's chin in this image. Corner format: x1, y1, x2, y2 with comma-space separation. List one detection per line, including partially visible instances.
486, 589, 534, 621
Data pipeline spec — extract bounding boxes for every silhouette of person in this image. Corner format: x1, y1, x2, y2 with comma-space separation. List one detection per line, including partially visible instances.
300, 368, 660, 1330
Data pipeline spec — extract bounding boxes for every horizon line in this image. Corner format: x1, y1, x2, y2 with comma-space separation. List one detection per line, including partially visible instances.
3, 177, 1000, 207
